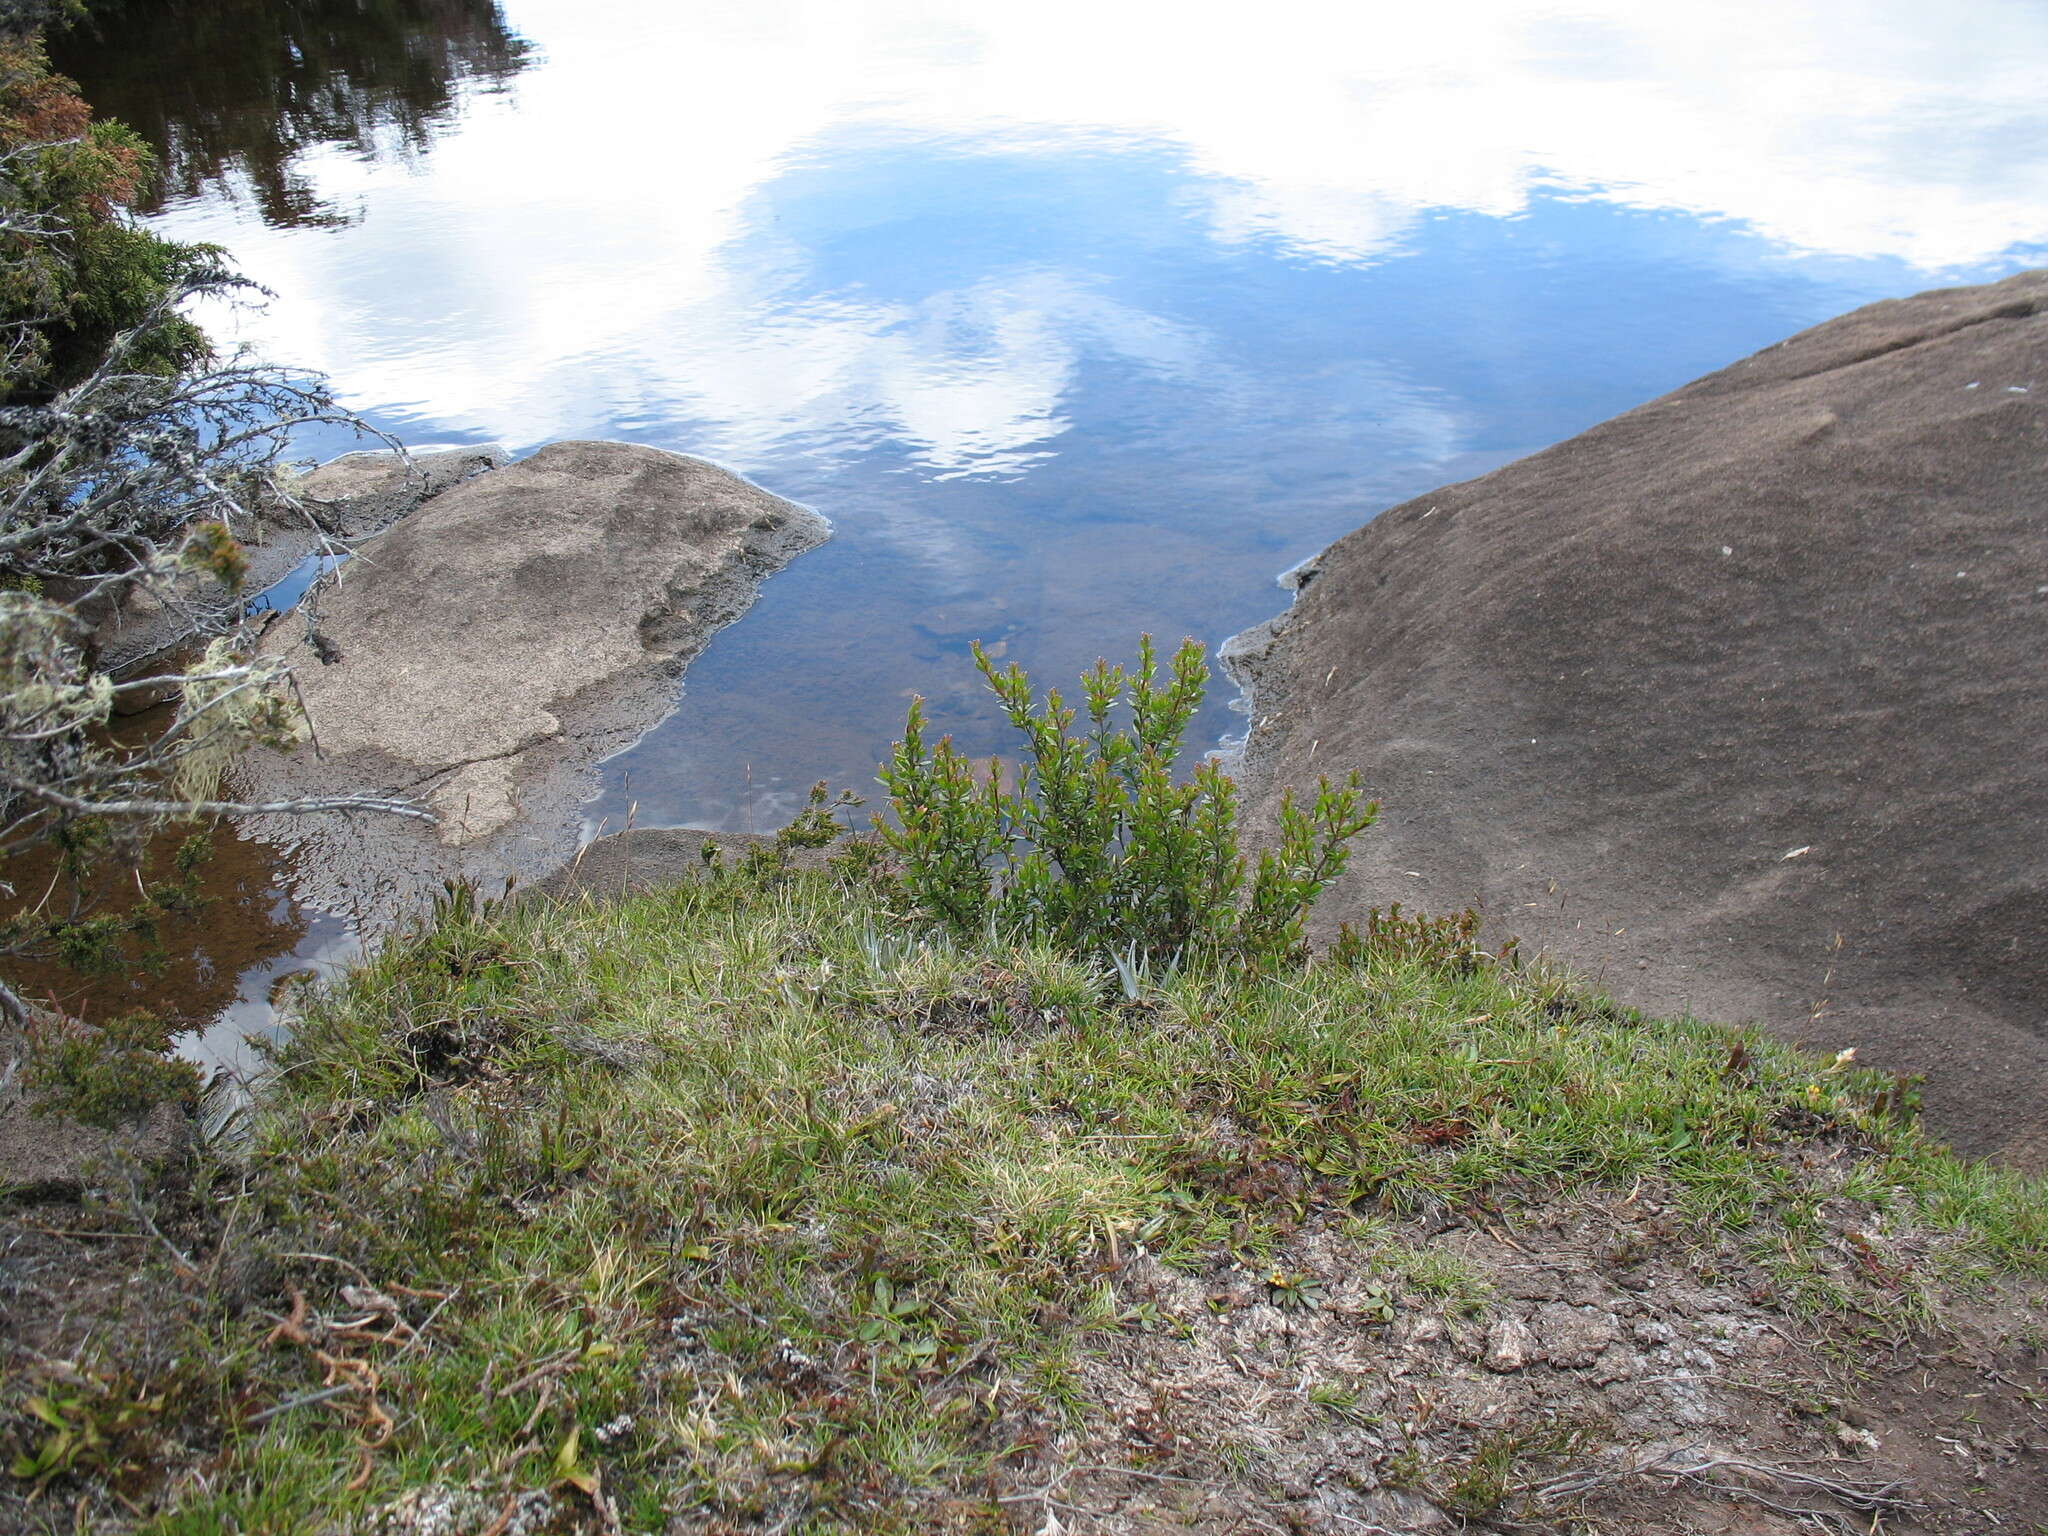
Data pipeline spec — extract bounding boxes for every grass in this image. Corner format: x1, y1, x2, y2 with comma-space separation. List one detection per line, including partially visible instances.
5, 859, 2047, 1531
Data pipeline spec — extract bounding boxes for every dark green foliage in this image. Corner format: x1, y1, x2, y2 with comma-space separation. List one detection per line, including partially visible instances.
0, 0, 84, 44
878, 635, 1378, 966
1439, 1419, 1590, 1516
23, 1006, 199, 1126
416, 877, 517, 979
735, 780, 865, 882
0, 829, 213, 980
777, 780, 861, 851
0, 40, 209, 400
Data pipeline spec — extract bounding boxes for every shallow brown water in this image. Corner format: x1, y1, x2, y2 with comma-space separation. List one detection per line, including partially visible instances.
2, 821, 341, 1070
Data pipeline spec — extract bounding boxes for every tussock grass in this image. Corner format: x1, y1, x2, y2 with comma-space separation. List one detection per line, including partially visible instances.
14, 866, 2047, 1531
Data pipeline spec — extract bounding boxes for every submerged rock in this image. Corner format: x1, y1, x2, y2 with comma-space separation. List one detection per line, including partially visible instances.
234, 440, 828, 918
1229, 269, 2048, 1162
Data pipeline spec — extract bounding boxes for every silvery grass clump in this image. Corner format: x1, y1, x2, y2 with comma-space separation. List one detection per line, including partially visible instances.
878, 635, 1377, 968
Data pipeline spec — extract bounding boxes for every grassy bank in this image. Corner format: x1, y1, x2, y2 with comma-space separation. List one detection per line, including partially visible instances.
5, 856, 2044, 1533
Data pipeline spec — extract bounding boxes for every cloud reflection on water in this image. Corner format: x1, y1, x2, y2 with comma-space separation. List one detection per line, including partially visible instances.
156, 0, 2048, 485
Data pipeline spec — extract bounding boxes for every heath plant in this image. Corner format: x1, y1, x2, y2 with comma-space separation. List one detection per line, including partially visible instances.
878, 635, 1377, 968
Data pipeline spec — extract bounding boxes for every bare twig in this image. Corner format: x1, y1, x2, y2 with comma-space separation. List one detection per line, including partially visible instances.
0, 777, 433, 823
122, 1174, 196, 1278
1525, 1444, 1912, 1520
0, 196, 425, 934
201, 1173, 252, 1294
389, 1287, 460, 1362
246, 1382, 358, 1424
518, 1377, 556, 1438
493, 1345, 581, 1399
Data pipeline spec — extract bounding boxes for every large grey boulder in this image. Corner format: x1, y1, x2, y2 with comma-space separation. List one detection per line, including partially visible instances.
1229, 270, 2048, 1162
234, 441, 828, 918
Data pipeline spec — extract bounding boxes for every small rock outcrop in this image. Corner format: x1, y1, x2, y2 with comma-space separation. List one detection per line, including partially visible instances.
529, 828, 845, 906
1229, 270, 2048, 1162
286, 444, 508, 540
94, 444, 506, 676
234, 440, 828, 917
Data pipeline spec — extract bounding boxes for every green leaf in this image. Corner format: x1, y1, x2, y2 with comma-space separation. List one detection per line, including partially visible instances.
25, 1396, 69, 1431
551, 1425, 598, 1495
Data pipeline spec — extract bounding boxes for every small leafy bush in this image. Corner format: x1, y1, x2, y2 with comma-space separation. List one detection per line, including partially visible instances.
737, 780, 865, 882
878, 636, 1377, 966
24, 1009, 199, 1128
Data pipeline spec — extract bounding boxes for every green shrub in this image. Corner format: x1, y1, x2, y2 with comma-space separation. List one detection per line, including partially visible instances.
735, 780, 865, 882
24, 1008, 199, 1127
0, 40, 210, 400
878, 635, 1377, 967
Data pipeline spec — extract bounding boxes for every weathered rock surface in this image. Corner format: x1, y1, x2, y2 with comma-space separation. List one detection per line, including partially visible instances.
1229, 270, 2048, 1162
285, 443, 508, 540
94, 445, 506, 676
234, 441, 827, 918
1082, 1211, 2048, 1533
1483, 1314, 1537, 1372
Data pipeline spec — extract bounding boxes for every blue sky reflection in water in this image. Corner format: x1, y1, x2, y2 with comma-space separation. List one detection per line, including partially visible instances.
140, 0, 2048, 835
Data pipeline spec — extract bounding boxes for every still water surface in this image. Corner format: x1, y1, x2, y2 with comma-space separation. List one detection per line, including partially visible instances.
51, 0, 2048, 1050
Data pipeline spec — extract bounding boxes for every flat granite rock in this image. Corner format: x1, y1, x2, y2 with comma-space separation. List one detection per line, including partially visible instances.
93, 445, 506, 677
285, 443, 509, 539
1228, 269, 2048, 1163
233, 440, 828, 920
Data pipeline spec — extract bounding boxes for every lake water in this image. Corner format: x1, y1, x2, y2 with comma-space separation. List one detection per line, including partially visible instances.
49, 0, 2048, 1052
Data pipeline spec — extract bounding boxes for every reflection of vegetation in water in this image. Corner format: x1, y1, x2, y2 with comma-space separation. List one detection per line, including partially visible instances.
0, 817, 314, 1029
0, 692, 312, 1029
51, 0, 530, 227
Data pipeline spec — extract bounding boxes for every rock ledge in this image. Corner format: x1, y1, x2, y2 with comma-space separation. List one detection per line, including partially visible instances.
235, 440, 828, 919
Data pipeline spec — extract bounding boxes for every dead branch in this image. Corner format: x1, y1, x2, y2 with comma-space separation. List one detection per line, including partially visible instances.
0, 776, 433, 823
1524, 1443, 1914, 1522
